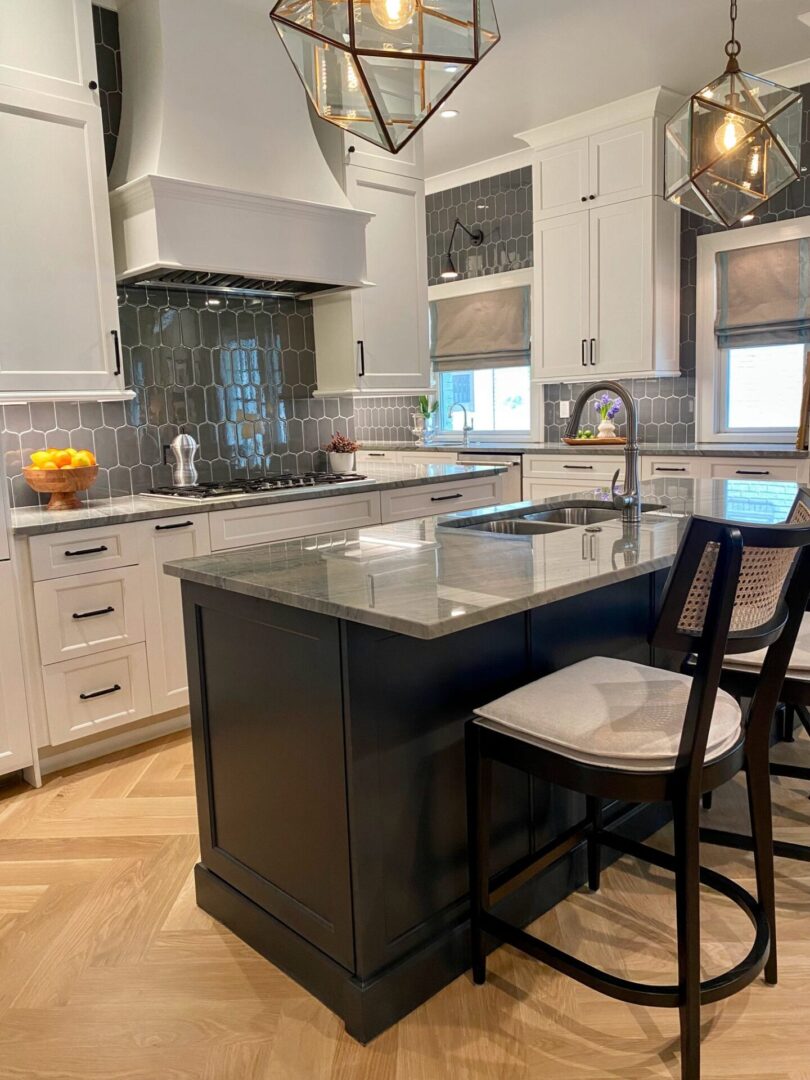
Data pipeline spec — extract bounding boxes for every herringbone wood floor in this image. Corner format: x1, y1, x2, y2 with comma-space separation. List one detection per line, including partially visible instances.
1, 731, 810, 1079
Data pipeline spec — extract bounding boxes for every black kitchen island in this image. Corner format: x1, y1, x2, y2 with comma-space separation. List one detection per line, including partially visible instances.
166, 477, 799, 1043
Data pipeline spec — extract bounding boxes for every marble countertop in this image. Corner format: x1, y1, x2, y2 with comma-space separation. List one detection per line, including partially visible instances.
10, 463, 504, 537
366, 441, 809, 458
165, 477, 802, 641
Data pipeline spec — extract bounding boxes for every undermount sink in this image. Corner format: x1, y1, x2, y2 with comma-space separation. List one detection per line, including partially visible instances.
442, 501, 666, 537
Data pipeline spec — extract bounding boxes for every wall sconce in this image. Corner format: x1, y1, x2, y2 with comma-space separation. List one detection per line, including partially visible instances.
440, 218, 484, 280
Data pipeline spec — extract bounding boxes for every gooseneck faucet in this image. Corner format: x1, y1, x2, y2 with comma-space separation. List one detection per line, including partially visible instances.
563, 381, 641, 524
449, 402, 474, 447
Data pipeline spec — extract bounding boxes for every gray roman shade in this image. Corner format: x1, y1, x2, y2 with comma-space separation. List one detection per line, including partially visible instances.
430, 285, 531, 371
716, 237, 810, 349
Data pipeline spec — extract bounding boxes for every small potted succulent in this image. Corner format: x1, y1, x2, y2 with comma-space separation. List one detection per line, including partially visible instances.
411, 395, 439, 446
324, 432, 360, 475
593, 393, 623, 439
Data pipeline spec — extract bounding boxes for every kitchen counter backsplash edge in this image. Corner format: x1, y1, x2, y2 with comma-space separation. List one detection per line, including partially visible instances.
362, 442, 810, 458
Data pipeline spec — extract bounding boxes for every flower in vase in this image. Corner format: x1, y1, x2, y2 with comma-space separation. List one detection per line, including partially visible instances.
593, 394, 623, 423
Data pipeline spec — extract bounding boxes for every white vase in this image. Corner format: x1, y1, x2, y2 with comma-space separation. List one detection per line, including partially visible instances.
328, 451, 355, 475
597, 419, 617, 440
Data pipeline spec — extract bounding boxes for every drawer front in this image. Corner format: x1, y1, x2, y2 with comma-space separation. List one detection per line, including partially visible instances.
356, 449, 401, 465
209, 491, 382, 551
34, 566, 145, 666
380, 477, 502, 522
706, 460, 800, 483
29, 525, 141, 581
396, 451, 459, 465
43, 643, 152, 746
644, 457, 703, 479
523, 478, 610, 503
523, 454, 619, 481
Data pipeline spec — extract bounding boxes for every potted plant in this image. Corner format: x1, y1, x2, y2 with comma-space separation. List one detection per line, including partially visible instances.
324, 432, 360, 474
593, 393, 623, 439
411, 395, 439, 446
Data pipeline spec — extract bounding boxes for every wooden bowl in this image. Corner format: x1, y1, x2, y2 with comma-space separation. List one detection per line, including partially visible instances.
23, 465, 99, 510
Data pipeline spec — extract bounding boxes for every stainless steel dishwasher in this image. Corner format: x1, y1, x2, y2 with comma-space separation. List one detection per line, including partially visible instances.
456, 454, 523, 503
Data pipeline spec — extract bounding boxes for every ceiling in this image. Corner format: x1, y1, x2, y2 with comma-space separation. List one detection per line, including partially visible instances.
422, 0, 810, 178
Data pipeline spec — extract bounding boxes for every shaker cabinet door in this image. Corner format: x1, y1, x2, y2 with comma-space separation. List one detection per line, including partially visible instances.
0, 84, 123, 398
0, 563, 33, 775
0, 0, 99, 103
533, 138, 589, 219
533, 211, 591, 378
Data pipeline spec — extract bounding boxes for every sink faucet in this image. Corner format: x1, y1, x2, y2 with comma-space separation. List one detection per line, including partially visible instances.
449, 402, 474, 447
563, 381, 641, 524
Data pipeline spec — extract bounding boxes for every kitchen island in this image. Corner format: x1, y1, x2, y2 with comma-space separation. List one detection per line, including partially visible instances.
166, 477, 800, 1042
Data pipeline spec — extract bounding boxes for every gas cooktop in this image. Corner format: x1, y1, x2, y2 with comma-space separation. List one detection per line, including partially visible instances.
147, 472, 370, 501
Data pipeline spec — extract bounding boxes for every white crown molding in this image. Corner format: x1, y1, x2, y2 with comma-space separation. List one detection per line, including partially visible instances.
426, 147, 533, 194
758, 56, 810, 88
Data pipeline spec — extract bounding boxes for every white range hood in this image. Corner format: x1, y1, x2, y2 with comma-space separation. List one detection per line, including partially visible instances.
109, 0, 371, 297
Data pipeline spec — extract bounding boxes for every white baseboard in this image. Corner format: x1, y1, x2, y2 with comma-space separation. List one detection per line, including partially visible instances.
38, 712, 191, 776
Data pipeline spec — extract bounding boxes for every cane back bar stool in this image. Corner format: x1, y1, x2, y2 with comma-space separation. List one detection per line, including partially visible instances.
466, 513, 810, 1080
701, 490, 810, 865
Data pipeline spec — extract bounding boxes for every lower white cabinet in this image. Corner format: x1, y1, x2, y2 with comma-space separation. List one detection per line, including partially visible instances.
705, 460, 803, 483
523, 453, 618, 502
209, 491, 382, 551
643, 457, 701, 480
0, 562, 33, 775
42, 643, 152, 746
139, 515, 212, 715
380, 476, 502, 523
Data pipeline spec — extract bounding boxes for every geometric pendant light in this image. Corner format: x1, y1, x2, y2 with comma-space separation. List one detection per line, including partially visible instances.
665, 0, 802, 227
270, 0, 501, 154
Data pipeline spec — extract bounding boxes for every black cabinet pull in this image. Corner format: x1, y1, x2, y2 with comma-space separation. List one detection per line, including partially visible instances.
736, 469, 770, 476
589, 338, 596, 365
155, 520, 194, 531
65, 545, 108, 557
111, 329, 122, 376
563, 464, 594, 470
79, 683, 121, 701
589, 194, 596, 200
581, 339, 587, 367
430, 492, 463, 502
368, 452, 386, 457
655, 466, 688, 473
357, 340, 366, 378
88, 80, 98, 91
580, 196, 587, 203
72, 606, 114, 621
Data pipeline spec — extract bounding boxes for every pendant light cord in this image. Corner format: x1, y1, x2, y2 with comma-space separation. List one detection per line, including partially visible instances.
725, 0, 741, 58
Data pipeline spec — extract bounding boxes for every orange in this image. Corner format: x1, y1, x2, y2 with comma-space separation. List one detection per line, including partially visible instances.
30, 450, 50, 468
73, 451, 94, 468
41, 461, 58, 471
52, 450, 72, 468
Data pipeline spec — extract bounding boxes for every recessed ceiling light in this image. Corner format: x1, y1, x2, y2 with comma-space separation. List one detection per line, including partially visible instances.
440, 109, 459, 118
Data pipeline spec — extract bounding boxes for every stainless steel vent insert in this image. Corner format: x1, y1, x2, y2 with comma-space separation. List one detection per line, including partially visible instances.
119, 268, 340, 299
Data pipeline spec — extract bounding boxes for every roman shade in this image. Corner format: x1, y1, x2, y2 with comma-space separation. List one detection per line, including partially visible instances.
430, 285, 531, 372
716, 237, 810, 348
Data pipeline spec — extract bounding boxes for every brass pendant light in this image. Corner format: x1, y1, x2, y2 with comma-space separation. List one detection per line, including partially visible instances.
269, 0, 500, 154
665, 0, 803, 227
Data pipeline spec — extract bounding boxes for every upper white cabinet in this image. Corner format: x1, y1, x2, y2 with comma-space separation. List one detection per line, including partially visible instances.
0, 1, 127, 401
0, 562, 33, 776
0, 0, 99, 102
534, 121, 653, 219
522, 88, 682, 384
314, 152, 430, 396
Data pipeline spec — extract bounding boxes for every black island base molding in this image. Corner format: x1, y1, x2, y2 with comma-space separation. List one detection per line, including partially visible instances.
182, 573, 670, 1043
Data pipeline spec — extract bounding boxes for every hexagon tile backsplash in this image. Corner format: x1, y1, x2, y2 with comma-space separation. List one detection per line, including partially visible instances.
2, 288, 360, 508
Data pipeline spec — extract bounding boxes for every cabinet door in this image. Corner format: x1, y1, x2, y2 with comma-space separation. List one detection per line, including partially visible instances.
347, 167, 430, 392
589, 199, 652, 375
140, 515, 211, 714
589, 121, 652, 206
0, 0, 98, 103
534, 212, 590, 378
533, 138, 589, 219
0, 84, 123, 398
0, 562, 33, 775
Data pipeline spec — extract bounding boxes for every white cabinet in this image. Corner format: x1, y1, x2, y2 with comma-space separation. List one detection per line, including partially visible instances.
522, 453, 619, 503
139, 515, 211, 715
379, 475, 502, 523
0, 0, 98, 102
0, 562, 33, 776
314, 167, 430, 395
644, 457, 703, 480
533, 198, 679, 382
0, 3, 127, 402
209, 491, 383, 551
534, 121, 653, 220
705, 459, 804, 483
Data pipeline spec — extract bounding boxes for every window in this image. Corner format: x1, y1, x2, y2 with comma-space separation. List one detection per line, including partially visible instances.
437, 365, 531, 434
697, 220, 810, 443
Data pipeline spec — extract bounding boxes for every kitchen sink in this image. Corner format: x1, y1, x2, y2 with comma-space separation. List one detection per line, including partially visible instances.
441, 500, 667, 537
465, 518, 572, 536
527, 503, 664, 525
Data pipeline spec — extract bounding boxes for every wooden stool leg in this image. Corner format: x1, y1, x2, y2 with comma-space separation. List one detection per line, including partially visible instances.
746, 750, 778, 985
586, 795, 602, 892
466, 724, 492, 986
780, 704, 795, 743
674, 794, 702, 1080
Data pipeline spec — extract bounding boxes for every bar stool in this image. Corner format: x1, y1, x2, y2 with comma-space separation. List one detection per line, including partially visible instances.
466, 513, 810, 1080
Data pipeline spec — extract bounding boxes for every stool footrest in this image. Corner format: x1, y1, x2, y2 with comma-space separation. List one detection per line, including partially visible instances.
701, 825, 810, 863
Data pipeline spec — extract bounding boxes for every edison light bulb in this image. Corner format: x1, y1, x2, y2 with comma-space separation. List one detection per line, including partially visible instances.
369, 0, 417, 31
714, 113, 747, 155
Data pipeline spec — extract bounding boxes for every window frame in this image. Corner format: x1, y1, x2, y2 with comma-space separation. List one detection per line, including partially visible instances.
697, 217, 810, 444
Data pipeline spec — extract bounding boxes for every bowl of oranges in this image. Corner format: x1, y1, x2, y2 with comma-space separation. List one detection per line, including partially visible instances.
23, 448, 98, 510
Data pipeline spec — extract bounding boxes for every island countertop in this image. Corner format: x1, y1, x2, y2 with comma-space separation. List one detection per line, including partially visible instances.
10, 461, 504, 537
165, 477, 801, 640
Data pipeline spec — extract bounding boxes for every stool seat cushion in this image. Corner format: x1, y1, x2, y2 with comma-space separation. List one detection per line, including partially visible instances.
724, 611, 810, 677
474, 656, 742, 772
